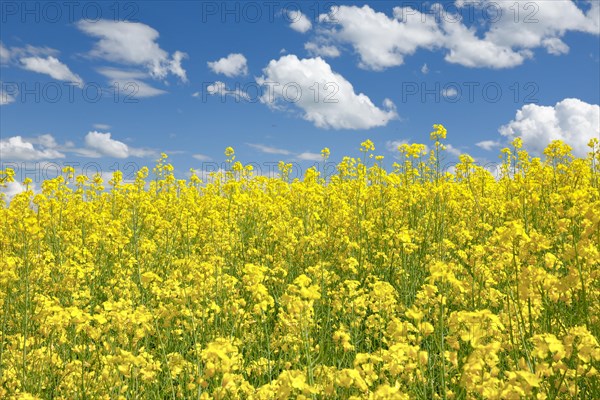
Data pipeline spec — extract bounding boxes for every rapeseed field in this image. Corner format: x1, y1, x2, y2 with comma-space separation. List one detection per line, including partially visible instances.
1, 125, 598, 399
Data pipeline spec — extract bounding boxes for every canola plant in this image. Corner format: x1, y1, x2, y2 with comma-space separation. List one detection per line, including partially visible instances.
0, 125, 598, 399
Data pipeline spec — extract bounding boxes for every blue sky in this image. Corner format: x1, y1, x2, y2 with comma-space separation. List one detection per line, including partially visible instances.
1, 0, 599, 189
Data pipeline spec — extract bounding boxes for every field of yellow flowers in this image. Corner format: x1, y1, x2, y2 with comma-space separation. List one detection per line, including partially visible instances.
1, 125, 599, 399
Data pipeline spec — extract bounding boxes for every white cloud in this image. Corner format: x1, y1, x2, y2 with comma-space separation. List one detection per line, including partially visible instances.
206, 81, 226, 95
77, 20, 187, 81
542, 38, 570, 55
81, 131, 156, 159
204, 81, 249, 101
295, 152, 322, 161
97, 68, 166, 98
476, 140, 501, 151
313, 2, 599, 70
288, 10, 312, 33
192, 154, 212, 161
317, 5, 443, 70
421, 63, 429, 74
482, 1, 599, 48
443, 0, 599, 68
30, 134, 58, 149
0, 84, 16, 105
256, 55, 397, 129
441, 87, 458, 98
0, 132, 154, 161
247, 143, 291, 155
0, 132, 156, 162
440, 18, 531, 69
0, 43, 58, 65
499, 98, 600, 157
190, 167, 226, 182
385, 139, 409, 152
445, 144, 462, 157
19, 56, 83, 86
0, 180, 38, 202
0, 93, 15, 105
0, 135, 65, 160
385, 139, 431, 157
383, 98, 397, 112
128, 147, 157, 158
168, 51, 188, 81
93, 123, 111, 130
244, 143, 328, 162
304, 42, 340, 58
207, 53, 248, 77
0, 42, 10, 64
484, 163, 503, 179
83, 131, 129, 158
2, 43, 82, 85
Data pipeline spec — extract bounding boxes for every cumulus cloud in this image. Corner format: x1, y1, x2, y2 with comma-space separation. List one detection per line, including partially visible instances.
440, 18, 532, 69
81, 131, 155, 158
0, 180, 35, 201
77, 20, 187, 81
207, 53, 248, 77
168, 51, 188, 81
256, 55, 397, 129
317, 5, 444, 70
0, 132, 155, 162
542, 38, 570, 56
313, 2, 599, 70
83, 131, 129, 158
499, 98, 600, 157
304, 42, 340, 58
20, 56, 83, 86
445, 1, 599, 68
30, 134, 58, 149
77, 20, 186, 97
476, 140, 501, 151
0, 135, 65, 160
288, 10, 312, 33
481, 1, 599, 49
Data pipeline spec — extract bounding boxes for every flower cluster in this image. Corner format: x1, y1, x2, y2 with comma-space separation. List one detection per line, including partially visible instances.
1, 125, 599, 399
